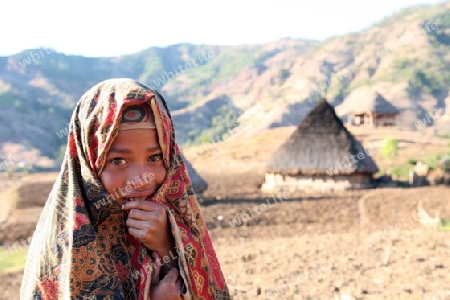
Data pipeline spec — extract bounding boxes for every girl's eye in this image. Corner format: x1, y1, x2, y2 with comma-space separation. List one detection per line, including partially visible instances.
111, 158, 126, 166
148, 154, 163, 162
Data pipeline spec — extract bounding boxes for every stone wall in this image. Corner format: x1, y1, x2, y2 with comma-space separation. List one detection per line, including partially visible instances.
261, 172, 374, 192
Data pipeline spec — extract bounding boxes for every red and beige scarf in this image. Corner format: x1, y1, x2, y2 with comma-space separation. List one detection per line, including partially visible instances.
20, 78, 230, 299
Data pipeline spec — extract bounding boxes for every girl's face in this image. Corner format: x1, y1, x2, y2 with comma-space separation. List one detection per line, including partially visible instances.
100, 128, 167, 205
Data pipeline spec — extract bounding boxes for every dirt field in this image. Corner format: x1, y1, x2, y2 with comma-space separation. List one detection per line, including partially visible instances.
204, 186, 450, 300
0, 170, 450, 300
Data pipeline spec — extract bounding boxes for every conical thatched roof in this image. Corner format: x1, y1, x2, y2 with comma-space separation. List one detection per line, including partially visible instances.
266, 99, 379, 175
181, 153, 208, 193
336, 89, 399, 116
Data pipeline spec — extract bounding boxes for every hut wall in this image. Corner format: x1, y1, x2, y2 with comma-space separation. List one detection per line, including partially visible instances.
262, 172, 373, 192
351, 114, 370, 127
350, 113, 397, 127
373, 114, 397, 127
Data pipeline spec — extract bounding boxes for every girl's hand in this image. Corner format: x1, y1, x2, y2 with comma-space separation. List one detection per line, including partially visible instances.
122, 200, 175, 258
150, 252, 182, 300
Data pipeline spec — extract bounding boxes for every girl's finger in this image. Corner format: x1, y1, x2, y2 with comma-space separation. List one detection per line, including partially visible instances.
122, 200, 161, 212
125, 217, 147, 230
127, 227, 145, 241
175, 274, 182, 292
161, 268, 180, 283
127, 208, 152, 221
151, 252, 161, 285
166, 269, 183, 294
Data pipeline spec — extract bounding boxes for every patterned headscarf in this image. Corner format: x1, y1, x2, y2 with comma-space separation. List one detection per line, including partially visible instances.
119, 104, 156, 131
20, 78, 231, 299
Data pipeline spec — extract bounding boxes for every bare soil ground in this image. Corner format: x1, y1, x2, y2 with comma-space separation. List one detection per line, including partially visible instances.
202, 184, 450, 299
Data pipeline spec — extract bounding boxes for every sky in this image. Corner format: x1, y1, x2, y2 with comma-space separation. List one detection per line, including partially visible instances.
1, 0, 446, 57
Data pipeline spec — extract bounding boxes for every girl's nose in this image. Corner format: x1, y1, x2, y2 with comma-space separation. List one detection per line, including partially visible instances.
126, 172, 156, 191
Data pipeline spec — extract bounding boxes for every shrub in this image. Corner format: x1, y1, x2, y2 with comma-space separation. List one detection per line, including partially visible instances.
279, 68, 291, 82
424, 154, 442, 170
380, 138, 398, 160
391, 164, 413, 179
407, 158, 418, 165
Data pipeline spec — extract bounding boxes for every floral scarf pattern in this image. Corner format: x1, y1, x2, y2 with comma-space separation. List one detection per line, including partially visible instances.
20, 78, 230, 299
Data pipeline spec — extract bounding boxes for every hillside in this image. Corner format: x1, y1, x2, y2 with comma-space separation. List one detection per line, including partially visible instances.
0, 1, 449, 163
180, 1, 450, 143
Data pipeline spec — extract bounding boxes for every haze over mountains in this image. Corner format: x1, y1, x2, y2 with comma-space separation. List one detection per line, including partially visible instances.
0, 1, 449, 159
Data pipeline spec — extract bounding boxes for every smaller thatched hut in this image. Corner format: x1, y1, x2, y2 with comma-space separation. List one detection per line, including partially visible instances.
262, 99, 379, 192
181, 153, 208, 197
337, 90, 400, 127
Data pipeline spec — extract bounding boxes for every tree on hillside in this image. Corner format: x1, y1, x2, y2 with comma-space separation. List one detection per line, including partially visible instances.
210, 105, 239, 142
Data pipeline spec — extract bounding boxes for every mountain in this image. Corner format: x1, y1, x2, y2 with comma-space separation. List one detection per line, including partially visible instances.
0, 1, 449, 163
0, 40, 316, 157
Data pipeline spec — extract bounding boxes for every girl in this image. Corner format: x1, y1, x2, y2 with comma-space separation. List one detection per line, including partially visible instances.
20, 78, 231, 299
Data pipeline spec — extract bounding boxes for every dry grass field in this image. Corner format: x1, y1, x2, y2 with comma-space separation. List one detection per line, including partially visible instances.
183, 126, 449, 178
0, 128, 449, 300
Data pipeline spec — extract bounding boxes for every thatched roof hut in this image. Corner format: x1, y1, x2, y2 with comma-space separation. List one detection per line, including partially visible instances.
336, 89, 399, 127
181, 153, 208, 195
262, 99, 379, 192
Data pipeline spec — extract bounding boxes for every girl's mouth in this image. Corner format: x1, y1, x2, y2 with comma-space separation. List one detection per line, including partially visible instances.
122, 197, 149, 202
